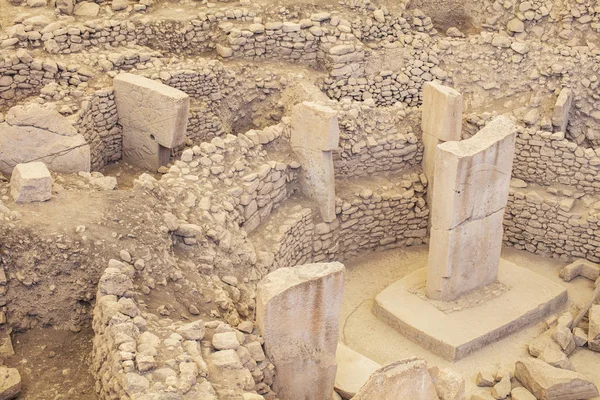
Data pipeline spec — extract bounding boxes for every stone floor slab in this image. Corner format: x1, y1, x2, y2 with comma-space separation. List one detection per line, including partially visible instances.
374, 259, 567, 361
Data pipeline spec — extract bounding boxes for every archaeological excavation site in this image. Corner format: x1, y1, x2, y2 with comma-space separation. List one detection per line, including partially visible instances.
2, 0, 600, 398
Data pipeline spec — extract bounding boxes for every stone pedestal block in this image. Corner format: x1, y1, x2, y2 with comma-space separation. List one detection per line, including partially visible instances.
256, 262, 345, 400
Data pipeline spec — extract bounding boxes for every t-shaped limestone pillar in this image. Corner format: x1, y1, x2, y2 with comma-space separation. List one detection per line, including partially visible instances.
426, 116, 517, 301
113, 73, 190, 171
421, 82, 463, 207
256, 262, 345, 400
291, 102, 340, 222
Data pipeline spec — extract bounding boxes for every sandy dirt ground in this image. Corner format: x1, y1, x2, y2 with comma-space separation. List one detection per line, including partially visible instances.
341, 245, 600, 398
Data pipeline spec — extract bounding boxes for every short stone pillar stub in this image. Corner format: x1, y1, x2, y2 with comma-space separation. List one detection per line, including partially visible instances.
256, 262, 345, 400
291, 102, 340, 222
10, 162, 52, 203
426, 116, 517, 301
114, 73, 189, 170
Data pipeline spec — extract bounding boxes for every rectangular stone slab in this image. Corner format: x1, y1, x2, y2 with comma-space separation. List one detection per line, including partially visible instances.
431, 116, 517, 230
374, 259, 567, 361
335, 343, 381, 399
113, 73, 189, 149
421, 82, 462, 141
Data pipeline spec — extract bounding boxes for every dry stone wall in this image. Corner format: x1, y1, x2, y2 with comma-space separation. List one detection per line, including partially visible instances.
251, 171, 429, 271
92, 260, 277, 399
75, 88, 122, 170
513, 128, 600, 193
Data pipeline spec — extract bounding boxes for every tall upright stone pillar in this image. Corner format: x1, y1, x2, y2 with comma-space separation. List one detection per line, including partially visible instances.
426, 116, 517, 301
421, 82, 463, 206
114, 73, 190, 170
291, 102, 340, 222
256, 262, 345, 400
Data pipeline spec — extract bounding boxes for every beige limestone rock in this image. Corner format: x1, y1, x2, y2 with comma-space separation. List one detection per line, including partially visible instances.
552, 88, 573, 133
514, 358, 599, 400
73, 1, 99, 16
113, 73, 189, 170
0, 104, 90, 174
290, 102, 340, 223
589, 305, 600, 351
429, 366, 465, 400
256, 262, 345, 400
10, 162, 52, 203
490, 376, 511, 399
421, 82, 463, 142
426, 116, 517, 301
510, 387, 536, 400
0, 367, 21, 400
559, 259, 600, 282
476, 371, 495, 387
353, 357, 440, 400
334, 343, 381, 399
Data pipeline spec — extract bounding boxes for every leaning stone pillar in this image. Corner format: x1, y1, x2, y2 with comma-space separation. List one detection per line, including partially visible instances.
256, 262, 345, 400
114, 73, 190, 170
291, 102, 340, 222
426, 116, 517, 301
421, 82, 463, 206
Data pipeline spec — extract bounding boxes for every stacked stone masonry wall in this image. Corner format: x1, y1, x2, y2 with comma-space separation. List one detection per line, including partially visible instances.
76, 89, 122, 170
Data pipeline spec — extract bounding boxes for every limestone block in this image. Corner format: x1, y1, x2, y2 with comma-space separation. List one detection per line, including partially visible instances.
335, 343, 381, 399
514, 358, 598, 400
421, 82, 462, 141
290, 102, 340, 222
431, 116, 517, 230
427, 209, 504, 301
256, 262, 345, 400
291, 102, 340, 151
552, 88, 573, 133
0, 104, 90, 174
0, 367, 21, 400
10, 162, 52, 203
429, 367, 465, 400
352, 357, 440, 400
589, 305, 600, 352
122, 127, 170, 171
114, 73, 189, 149
559, 259, 600, 282
511, 387, 536, 400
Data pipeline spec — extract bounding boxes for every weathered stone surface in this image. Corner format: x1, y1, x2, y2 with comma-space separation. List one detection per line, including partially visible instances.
514, 358, 599, 400
490, 375, 511, 399
430, 116, 517, 230
122, 127, 170, 171
552, 88, 573, 133
421, 82, 463, 142
589, 305, 600, 352
510, 387, 536, 400
10, 162, 52, 203
426, 116, 517, 301
353, 357, 440, 400
335, 343, 381, 399
0, 367, 21, 400
114, 73, 189, 149
73, 1, 99, 16
290, 102, 340, 222
429, 366, 465, 400
0, 104, 90, 174
559, 259, 600, 282
256, 262, 345, 400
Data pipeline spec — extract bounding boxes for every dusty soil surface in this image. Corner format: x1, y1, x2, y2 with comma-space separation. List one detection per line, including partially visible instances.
341, 245, 600, 399
4, 328, 97, 400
